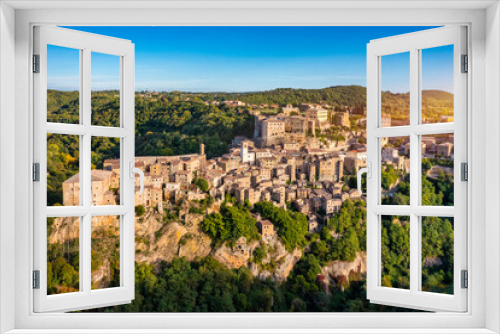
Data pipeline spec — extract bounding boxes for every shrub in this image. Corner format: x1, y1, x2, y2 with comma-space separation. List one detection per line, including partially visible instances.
135, 205, 146, 217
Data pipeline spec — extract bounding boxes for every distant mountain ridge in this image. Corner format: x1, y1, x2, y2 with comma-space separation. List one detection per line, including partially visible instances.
168, 86, 452, 109
421, 89, 453, 101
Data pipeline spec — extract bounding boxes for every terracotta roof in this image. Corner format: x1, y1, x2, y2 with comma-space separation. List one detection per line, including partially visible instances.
260, 220, 273, 226
64, 170, 112, 183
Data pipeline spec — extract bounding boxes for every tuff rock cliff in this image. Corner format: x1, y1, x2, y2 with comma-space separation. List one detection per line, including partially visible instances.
50, 211, 367, 284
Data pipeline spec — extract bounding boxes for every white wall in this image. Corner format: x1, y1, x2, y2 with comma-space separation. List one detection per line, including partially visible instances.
0, 2, 16, 333
485, 2, 500, 333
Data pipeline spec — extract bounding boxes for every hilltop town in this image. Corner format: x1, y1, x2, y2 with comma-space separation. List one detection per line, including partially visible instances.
62, 98, 453, 236
47, 87, 456, 310
63, 101, 371, 235
63, 96, 453, 243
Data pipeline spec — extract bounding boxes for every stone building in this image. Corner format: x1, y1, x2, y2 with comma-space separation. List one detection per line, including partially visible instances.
240, 142, 256, 165
175, 170, 193, 188
63, 170, 115, 206
261, 119, 286, 146
437, 142, 454, 157
344, 156, 365, 174
315, 154, 344, 182
335, 112, 350, 128
306, 108, 328, 123
258, 220, 275, 238
381, 114, 392, 128
281, 104, 299, 115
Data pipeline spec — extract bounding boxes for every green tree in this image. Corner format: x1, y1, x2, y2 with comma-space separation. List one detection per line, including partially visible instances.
253, 201, 309, 251
135, 205, 146, 217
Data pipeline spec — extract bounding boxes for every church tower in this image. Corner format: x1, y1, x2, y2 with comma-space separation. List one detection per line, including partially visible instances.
240, 142, 248, 161
199, 142, 205, 156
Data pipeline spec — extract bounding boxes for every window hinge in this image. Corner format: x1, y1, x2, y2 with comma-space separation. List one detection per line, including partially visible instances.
33, 270, 40, 289
33, 54, 40, 73
461, 162, 468, 181
461, 54, 468, 73
33, 163, 40, 182
461, 270, 468, 289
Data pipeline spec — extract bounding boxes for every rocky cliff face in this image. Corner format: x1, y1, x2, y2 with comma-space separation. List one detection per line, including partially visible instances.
321, 251, 366, 290
134, 210, 303, 281
135, 212, 212, 263
48, 216, 80, 244
250, 236, 302, 282
212, 238, 260, 269
50, 211, 364, 285
212, 235, 302, 282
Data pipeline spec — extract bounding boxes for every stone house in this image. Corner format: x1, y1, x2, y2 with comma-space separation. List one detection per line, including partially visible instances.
174, 170, 193, 188
63, 170, 116, 206
293, 199, 310, 215
437, 142, 454, 157
258, 220, 275, 238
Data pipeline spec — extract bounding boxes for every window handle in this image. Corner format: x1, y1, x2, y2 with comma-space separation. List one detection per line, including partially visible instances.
129, 161, 144, 195
356, 162, 371, 195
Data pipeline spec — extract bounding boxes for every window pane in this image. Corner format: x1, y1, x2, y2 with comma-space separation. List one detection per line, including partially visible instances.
421, 45, 454, 124
91, 215, 120, 290
381, 215, 410, 290
47, 217, 80, 295
381, 52, 410, 127
91, 137, 120, 206
48, 133, 80, 206
381, 137, 410, 205
421, 216, 454, 294
47, 45, 80, 124
91, 52, 121, 127
421, 134, 454, 206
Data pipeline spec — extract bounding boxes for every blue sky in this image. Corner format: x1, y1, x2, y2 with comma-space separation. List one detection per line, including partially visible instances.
47, 26, 453, 93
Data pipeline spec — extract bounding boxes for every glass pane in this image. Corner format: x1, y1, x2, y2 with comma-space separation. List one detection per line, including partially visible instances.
381, 137, 410, 205
47, 217, 80, 295
91, 215, 120, 290
421, 216, 454, 294
91, 52, 121, 127
381, 52, 410, 127
47, 45, 80, 124
91, 137, 120, 206
421, 134, 454, 206
381, 215, 410, 290
421, 45, 454, 124
48, 133, 80, 206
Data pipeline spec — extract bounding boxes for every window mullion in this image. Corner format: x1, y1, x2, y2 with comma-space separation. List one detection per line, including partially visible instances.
81, 48, 91, 210
81, 48, 92, 294
372, 126, 411, 138
409, 47, 420, 294
413, 123, 455, 135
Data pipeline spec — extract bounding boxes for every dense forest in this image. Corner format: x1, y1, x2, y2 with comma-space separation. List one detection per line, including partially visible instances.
380, 151, 455, 292
87, 256, 415, 313
381, 89, 453, 124
200, 85, 368, 109
162, 86, 451, 125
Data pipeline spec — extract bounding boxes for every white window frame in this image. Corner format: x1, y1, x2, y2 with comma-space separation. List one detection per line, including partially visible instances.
32, 26, 136, 312
366, 26, 467, 312
0, 2, 498, 333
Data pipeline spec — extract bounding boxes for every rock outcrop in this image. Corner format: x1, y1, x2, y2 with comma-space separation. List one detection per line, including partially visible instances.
48, 216, 80, 244
136, 211, 212, 263
212, 237, 260, 269
49, 210, 330, 284
211, 234, 302, 282
321, 251, 366, 287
